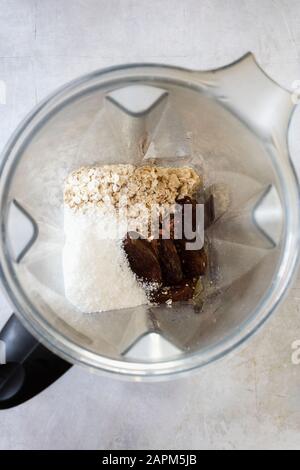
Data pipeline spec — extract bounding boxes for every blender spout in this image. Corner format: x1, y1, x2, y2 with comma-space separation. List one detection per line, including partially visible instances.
204, 53, 296, 146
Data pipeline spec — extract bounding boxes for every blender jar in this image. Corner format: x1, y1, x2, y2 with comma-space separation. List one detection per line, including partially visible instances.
0, 53, 299, 403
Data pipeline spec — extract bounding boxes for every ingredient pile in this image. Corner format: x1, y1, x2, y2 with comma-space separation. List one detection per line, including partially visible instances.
63, 164, 210, 313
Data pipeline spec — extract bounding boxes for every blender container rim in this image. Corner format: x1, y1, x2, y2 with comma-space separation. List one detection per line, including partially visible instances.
0, 58, 299, 378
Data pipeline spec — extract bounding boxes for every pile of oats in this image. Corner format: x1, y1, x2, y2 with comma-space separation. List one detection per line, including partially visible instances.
64, 164, 202, 216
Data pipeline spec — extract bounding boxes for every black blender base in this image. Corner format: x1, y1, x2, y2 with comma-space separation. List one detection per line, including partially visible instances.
0, 314, 72, 409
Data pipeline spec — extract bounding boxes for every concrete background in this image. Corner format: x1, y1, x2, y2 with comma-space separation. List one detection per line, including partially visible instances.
1, 0, 300, 450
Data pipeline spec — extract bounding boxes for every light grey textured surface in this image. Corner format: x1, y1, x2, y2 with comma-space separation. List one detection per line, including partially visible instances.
1, 0, 300, 450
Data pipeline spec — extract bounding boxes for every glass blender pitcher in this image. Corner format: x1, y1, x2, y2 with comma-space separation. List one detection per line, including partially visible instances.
0, 53, 299, 407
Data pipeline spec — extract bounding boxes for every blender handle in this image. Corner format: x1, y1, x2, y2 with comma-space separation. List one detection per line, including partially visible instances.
0, 314, 72, 409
